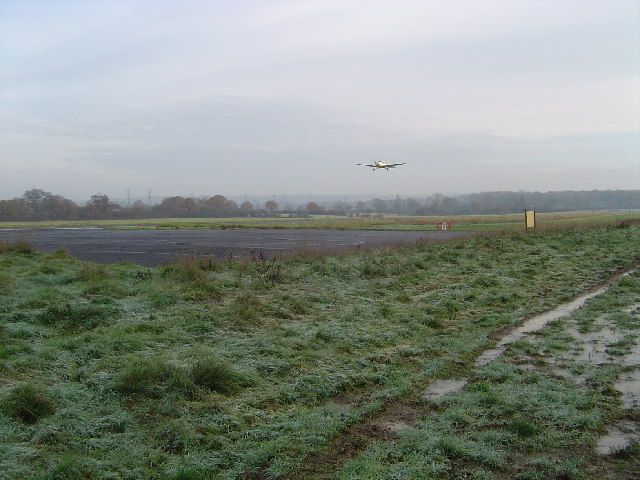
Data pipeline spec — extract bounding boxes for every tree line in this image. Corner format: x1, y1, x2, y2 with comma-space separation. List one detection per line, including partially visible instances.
0, 188, 637, 221
0, 190, 281, 221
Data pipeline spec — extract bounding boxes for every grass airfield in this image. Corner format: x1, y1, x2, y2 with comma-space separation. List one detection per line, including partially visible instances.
0, 224, 639, 479
1, 210, 637, 232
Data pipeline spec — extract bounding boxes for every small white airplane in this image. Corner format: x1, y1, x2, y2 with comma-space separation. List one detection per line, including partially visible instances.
357, 161, 406, 171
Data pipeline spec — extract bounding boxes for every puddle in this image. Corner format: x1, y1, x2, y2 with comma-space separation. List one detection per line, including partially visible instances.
50, 227, 103, 230
596, 420, 640, 455
545, 356, 588, 386
421, 379, 468, 401
423, 269, 635, 403
551, 367, 587, 387
567, 325, 622, 365
614, 369, 640, 410
623, 339, 640, 367
528, 307, 640, 405
475, 285, 610, 367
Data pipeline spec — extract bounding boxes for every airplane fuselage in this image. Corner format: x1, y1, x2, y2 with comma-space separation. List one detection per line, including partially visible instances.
372, 161, 392, 170
357, 161, 405, 171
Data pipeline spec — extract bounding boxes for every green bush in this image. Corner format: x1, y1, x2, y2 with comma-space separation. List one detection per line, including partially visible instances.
1, 383, 55, 424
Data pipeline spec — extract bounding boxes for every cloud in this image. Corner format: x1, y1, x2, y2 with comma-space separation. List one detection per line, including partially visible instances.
0, 0, 638, 198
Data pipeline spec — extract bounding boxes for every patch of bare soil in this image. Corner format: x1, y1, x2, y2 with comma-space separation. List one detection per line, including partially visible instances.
284, 400, 425, 479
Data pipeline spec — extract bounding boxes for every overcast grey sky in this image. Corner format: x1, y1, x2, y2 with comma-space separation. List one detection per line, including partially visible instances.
1, 0, 638, 199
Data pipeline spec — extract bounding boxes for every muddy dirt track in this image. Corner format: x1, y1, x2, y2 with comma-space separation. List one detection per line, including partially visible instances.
0, 228, 476, 266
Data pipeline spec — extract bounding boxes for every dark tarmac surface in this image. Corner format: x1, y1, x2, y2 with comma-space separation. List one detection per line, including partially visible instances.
0, 228, 476, 266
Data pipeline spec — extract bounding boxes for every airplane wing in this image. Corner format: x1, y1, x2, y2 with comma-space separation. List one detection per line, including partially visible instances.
357, 163, 377, 167
385, 163, 406, 168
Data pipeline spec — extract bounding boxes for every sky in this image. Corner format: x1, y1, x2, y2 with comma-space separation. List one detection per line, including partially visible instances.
1, 0, 638, 199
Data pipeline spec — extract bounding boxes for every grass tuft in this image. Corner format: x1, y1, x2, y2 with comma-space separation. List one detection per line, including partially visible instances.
0, 240, 36, 254
166, 469, 210, 480
115, 358, 179, 397
36, 303, 118, 330
42, 455, 96, 480
162, 257, 219, 281
257, 259, 285, 284
162, 259, 223, 301
0, 272, 14, 294
75, 263, 109, 282
228, 293, 268, 324
190, 358, 248, 395
1, 383, 55, 424
508, 417, 539, 437
48, 247, 70, 259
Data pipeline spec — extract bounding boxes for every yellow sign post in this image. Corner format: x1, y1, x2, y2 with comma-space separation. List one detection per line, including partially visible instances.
525, 209, 536, 230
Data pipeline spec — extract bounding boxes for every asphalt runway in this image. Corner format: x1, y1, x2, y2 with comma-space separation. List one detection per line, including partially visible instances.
0, 228, 476, 266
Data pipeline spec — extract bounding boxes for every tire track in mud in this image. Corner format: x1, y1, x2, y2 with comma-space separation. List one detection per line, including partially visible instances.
263, 264, 639, 480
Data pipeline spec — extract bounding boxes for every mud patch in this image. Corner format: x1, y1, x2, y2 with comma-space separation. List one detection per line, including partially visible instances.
622, 337, 640, 367
421, 379, 468, 402
369, 401, 423, 434
596, 420, 640, 455
331, 391, 360, 412
614, 369, 640, 410
283, 400, 425, 479
288, 421, 395, 479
